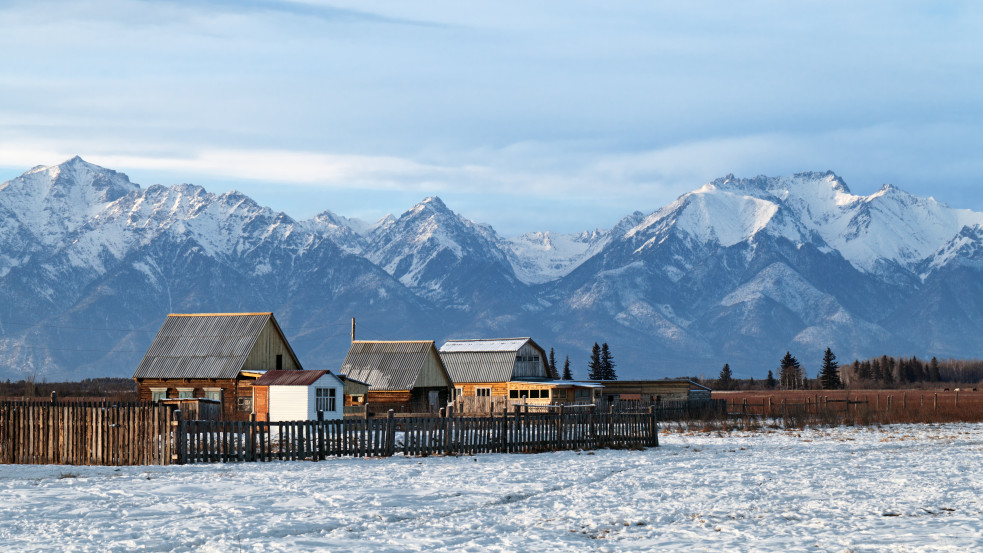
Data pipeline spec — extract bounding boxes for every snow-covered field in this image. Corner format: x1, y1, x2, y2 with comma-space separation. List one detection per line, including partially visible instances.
2, 423, 981, 552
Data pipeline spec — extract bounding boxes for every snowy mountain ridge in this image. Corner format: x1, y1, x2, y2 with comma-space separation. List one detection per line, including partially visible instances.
2, 157, 983, 381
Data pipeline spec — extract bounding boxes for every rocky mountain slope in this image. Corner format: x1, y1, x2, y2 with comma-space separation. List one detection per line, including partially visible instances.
1, 158, 981, 381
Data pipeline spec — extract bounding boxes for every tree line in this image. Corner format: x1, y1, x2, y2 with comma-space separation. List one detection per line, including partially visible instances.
713, 350, 983, 391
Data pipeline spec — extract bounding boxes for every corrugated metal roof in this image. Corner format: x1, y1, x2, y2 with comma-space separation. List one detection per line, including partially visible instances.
253, 370, 336, 387
439, 337, 549, 383
338, 341, 444, 391
439, 351, 516, 383
439, 338, 531, 353
132, 313, 294, 380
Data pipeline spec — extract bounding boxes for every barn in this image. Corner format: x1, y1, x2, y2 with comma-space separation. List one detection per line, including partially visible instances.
132, 312, 302, 420
339, 340, 452, 414
251, 370, 345, 422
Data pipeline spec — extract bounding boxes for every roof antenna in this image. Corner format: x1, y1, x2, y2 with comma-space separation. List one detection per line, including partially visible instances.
351, 317, 356, 343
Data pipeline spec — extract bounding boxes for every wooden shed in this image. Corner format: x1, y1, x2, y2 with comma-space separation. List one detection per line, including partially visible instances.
339, 340, 452, 414
251, 370, 345, 422
132, 312, 303, 420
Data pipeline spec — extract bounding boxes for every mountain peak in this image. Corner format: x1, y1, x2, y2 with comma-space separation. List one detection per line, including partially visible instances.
708, 171, 850, 197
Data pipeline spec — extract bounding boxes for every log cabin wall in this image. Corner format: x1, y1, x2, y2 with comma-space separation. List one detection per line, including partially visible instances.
135, 377, 256, 421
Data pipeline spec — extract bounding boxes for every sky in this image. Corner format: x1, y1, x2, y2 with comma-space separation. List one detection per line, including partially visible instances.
2, 0, 982, 235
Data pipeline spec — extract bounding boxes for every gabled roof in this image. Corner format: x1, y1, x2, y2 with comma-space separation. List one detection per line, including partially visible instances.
132, 313, 301, 380
439, 337, 548, 383
339, 340, 449, 391
253, 370, 338, 387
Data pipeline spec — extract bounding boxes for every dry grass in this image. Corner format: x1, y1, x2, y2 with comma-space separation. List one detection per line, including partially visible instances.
708, 389, 983, 428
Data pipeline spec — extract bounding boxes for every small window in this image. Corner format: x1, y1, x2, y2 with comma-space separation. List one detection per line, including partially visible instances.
316, 387, 337, 411
237, 397, 253, 412
275, 354, 283, 371
475, 387, 491, 397
204, 388, 222, 402
177, 388, 194, 399
529, 390, 540, 399
509, 390, 519, 399
542, 389, 550, 399
519, 390, 529, 398
455, 387, 464, 400
150, 388, 167, 402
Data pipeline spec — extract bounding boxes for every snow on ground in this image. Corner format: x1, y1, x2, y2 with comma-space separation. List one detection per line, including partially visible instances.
1, 423, 981, 552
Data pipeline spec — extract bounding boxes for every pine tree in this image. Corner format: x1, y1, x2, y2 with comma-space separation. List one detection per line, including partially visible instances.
930, 357, 941, 381
599, 342, 617, 380
548, 348, 559, 379
588, 343, 603, 380
818, 347, 841, 389
717, 363, 733, 391
858, 360, 873, 381
766, 370, 776, 389
779, 352, 802, 390
562, 356, 573, 380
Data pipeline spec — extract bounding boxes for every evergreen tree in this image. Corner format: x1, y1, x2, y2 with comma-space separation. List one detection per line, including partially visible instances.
717, 363, 734, 390
930, 357, 941, 381
818, 347, 842, 389
766, 370, 776, 389
779, 352, 803, 390
588, 343, 603, 380
858, 360, 873, 381
599, 342, 617, 380
548, 348, 559, 379
562, 356, 573, 380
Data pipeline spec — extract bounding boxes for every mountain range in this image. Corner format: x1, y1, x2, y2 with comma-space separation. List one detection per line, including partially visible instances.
1, 157, 982, 381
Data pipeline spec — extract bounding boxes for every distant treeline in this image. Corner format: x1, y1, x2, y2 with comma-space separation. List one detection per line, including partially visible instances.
0, 377, 137, 400
710, 355, 983, 391
840, 356, 983, 388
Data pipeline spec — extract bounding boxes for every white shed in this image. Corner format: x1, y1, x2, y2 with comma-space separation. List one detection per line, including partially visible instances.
251, 370, 345, 421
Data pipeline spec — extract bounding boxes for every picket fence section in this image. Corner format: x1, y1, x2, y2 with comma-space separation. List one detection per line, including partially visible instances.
175, 409, 658, 464
0, 402, 173, 466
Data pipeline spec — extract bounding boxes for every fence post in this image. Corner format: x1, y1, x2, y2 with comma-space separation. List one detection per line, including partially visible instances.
386, 410, 395, 457
444, 405, 453, 454
649, 405, 659, 447
171, 409, 184, 465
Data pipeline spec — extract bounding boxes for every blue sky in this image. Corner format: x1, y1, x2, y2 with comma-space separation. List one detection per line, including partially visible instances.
2, 1, 982, 234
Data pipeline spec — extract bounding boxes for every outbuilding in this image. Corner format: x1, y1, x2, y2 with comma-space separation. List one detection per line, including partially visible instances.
251, 370, 345, 422
339, 340, 453, 414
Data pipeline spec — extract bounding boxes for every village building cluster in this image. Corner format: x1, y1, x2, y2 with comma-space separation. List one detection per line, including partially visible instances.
132, 313, 708, 421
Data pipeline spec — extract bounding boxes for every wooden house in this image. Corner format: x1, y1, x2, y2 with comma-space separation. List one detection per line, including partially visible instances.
338, 340, 452, 414
251, 370, 344, 422
132, 312, 302, 420
439, 338, 602, 406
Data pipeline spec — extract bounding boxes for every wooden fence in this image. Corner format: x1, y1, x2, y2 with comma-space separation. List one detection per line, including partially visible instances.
175, 408, 659, 464
0, 401, 174, 466
1, 403, 659, 466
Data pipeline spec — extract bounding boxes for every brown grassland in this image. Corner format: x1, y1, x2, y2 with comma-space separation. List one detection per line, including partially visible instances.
711, 388, 983, 427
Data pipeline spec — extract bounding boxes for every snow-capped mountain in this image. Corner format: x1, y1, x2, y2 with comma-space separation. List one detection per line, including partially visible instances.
1, 158, 982, 381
